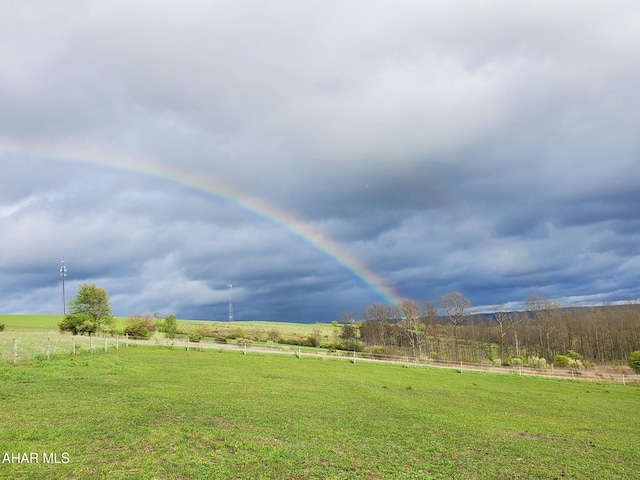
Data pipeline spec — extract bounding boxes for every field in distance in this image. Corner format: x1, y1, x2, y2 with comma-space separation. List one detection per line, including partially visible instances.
0, 314, 334, 335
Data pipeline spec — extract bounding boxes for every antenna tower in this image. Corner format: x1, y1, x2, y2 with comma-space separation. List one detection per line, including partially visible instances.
60, 259, 67, 316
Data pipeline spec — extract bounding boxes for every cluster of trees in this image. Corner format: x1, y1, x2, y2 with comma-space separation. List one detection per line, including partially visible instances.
58, 284, 114, 335
58, 283, 177, 339
123, 313, 178, 339
343, 293, 640, 365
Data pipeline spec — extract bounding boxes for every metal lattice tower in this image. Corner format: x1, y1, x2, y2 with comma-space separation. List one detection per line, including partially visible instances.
60, 259, 67, 316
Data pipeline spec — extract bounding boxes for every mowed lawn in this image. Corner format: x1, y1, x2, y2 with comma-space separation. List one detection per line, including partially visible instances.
0, 347, 638, 479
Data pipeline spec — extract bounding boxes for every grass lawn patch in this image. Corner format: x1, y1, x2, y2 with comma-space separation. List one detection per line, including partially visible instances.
1, 346, 638, 479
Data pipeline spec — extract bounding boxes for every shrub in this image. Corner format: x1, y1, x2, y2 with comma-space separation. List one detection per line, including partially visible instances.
284, 335, 315, 347
267, 329, 281, 343
511, 356, 525, 366
526, 356, 548, 369
127, 314, 158, 333
159, 314, 178, 339
0, 323, 5, 332
124, 321, 150, 340
628, 351, 640, 374
188, 332, 203, 343
234, 338, 252, 348
567, 358, 583, 372
59, 313, 97, 335
310, 328, 323, 347
364, 346, 399, 360
567, 350, 583, 361
230, 328, 246, 339
553, 355, 570, 368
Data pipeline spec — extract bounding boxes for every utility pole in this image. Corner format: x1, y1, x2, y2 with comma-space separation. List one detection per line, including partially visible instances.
60, 259, 67, 316
228, 284, 233, 322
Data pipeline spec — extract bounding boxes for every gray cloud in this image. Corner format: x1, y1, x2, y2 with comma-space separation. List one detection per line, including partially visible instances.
1, 1, 639, 321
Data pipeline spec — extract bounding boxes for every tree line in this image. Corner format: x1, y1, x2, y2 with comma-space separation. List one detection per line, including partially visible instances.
57, 283, 639, 367
343, 293, 640, 365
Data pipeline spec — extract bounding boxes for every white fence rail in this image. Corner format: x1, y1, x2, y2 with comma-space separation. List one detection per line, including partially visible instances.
1, 330, 638, 384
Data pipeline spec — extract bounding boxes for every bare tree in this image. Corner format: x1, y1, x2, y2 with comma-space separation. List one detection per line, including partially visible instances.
491, 304, 510, 362
423, 301, 439, 355
339, 309, 360, 351
362, 303, 395, 347
398, 300, 425, 358
524, 296, 561, 359
440, 292, 472, 361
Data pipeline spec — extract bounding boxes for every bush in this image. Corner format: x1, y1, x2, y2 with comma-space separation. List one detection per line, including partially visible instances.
567, 350, 583, 361
628, 351, 640, 374
0, 323, 5, 332
526, 356, 548, 369
267, 329, 281, 343
511, 356, 525, 366
59, 313, 97, 335
159, 314, 178, 339
553, 355, 570, 368
127, 314, 158, 333
234, 338, 252, 348
124, 321, 150, 340
567, 358, 583, 372
188, 332, 203, 343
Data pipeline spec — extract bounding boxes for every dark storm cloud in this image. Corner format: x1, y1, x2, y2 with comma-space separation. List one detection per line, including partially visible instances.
1, 1, 640, 320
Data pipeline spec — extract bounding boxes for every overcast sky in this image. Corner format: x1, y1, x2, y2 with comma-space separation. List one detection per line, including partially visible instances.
1, 1, 639, 322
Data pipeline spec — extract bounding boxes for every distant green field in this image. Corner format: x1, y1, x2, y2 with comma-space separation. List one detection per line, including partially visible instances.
0, 315, 333, 335
0, 314, 64, 331
0, 314, 129, 332
0, 345, 638, 479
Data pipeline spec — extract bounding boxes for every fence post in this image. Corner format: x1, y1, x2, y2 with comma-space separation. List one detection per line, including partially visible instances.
104, 337, 108, 352
126, 333, 129, 347
90, 336, 94, 353
115, 335, 119, 350
47, 339, 51, 361
244, 343, 247, 355
622, 374, 625, 386
187, 338, 190, 351
72, 337, 76, 356
13, 339, 18, 364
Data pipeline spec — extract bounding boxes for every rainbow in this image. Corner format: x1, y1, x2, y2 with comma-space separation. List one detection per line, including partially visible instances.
1, 138, 403, 306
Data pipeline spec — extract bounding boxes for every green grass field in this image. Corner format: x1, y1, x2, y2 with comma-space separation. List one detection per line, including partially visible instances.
1, 343, 639, 479
0, 314, 335, 338
0, 315, 65, 331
